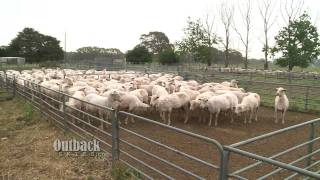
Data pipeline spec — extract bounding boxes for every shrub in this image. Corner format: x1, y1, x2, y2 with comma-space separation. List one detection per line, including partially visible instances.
126, 46, 152, 64
158, 49, 178, 65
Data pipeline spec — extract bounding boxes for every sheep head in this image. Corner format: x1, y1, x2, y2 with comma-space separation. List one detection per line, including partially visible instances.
276, 87, 287, 96
235, 104, 246, 114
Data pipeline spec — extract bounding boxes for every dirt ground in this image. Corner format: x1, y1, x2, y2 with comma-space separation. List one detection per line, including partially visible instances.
115, 106, 320, 179
0, 98, 112, 180
1, 94, 319, 179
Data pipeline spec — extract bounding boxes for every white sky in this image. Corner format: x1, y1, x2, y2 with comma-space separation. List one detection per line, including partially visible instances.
1, 0, 319, 59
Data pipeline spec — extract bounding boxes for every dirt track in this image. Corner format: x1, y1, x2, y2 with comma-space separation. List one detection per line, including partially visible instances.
115, 106, 319, 179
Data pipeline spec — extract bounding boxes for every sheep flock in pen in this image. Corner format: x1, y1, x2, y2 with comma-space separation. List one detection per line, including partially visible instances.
3, 68, 289, 129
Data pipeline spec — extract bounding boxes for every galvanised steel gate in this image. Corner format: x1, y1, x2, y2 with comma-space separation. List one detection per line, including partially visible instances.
1, 72, 320, 179
224, 119, 320, 179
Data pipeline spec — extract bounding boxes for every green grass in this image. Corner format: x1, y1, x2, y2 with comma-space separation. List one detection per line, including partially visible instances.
110, 162, 142, 180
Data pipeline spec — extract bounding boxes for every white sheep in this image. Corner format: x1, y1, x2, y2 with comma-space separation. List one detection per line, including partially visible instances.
152, 92, 190, 125
235, 93, 261, 124
84, 91, 121, 129
129, 89, 149, 103
274, 87, 289, 124
118, 93, 150, 124
199, 93, 238, 126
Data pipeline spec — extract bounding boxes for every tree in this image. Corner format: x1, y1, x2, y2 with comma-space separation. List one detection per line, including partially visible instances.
280, 0, 305, 25
140, 31, 171, 54
220, 2, 234, 67
233, 0, 252, 69
0, 46, 10, 57
271, 13, 320, 71
126, 45, 152, 64
177, 17, 218, 65
158, 48, 178, 65
8, 27, 63, 63
74, 46, 124, 60
258, 0, 277, 70
229, 49, 244, 65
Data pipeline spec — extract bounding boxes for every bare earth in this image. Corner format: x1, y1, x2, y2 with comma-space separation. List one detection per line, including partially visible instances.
0, 96, 319, 179
0, 98, 111, 180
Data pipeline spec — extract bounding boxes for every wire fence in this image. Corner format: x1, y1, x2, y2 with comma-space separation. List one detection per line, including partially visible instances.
52, 62, 320, 113
1, 65, 320, 179
1, 74, 225, 179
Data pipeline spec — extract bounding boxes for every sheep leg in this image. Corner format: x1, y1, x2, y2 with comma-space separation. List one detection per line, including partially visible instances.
130, 115, 135, 123
244, 111, 247, 124
124, 116, 129, 125
214, 112, 220, 126
183, 105, 189, 124
282, 110, 286, 124
230, 110, 234, 123
249, 109, 254, 124
255, 107, 259, 121
274, 109, 278, 123
160, 112, 166, 123
167, 111, 172, 126
208, 113, 213, 127
198, 115, 202, 123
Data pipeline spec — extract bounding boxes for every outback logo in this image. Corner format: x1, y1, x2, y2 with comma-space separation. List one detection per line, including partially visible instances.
53, 139, 100, 152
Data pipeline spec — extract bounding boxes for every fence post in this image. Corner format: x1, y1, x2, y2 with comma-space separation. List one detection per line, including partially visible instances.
23, 79, 26, 96
304, 87, 310, 111
220, 150, 230, 180
288, 72, 292, 84
111, 110, 120, 165
12, 76, 16, 98
5, 73, 8, 92
37, 85, 43, 115
306, 123, 315, 167
62, 93, 69, 132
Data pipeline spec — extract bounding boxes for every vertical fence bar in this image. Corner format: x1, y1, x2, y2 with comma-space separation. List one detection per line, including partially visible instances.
305, 87, 310, 111
12, 76, 16, 98
111, 110, 120, 165
5, 73, 8, 92
220, 150, 230, 180
62, 93, 68, 132
306, 123, 315, 167
23, 79, 26, 96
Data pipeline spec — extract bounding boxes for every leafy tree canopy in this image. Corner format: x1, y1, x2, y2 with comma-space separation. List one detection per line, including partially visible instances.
177, 17, 219, 65
73, 46, 124, 60
140, 31, 172, 54
158, 48, 179, 65
271, 13, 320, 71
8, 27, 64, 63
126, 45, 152, 64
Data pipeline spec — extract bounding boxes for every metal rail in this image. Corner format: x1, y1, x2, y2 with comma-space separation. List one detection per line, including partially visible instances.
1, 73, 320, 179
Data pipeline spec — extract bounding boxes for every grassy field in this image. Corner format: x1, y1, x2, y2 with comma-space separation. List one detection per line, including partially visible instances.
0, 96, 139, 179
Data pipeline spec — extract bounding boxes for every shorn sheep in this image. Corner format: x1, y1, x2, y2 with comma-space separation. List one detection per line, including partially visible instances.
235, 93, 261, 124
152, 92, 190, 125
274, 87, 289, 124
199, 92, 238, 126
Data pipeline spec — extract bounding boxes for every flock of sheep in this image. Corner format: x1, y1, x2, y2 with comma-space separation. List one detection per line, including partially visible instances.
3, 68, 290, 129
204, 67, 320, 79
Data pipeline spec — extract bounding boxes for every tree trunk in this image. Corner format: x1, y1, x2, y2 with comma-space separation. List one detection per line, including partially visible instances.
264, 30, 269, 70
225, 49, 229, 67
244, 45, 248, 69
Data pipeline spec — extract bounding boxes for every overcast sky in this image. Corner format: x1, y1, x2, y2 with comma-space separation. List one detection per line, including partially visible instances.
1, 0, 319, 59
